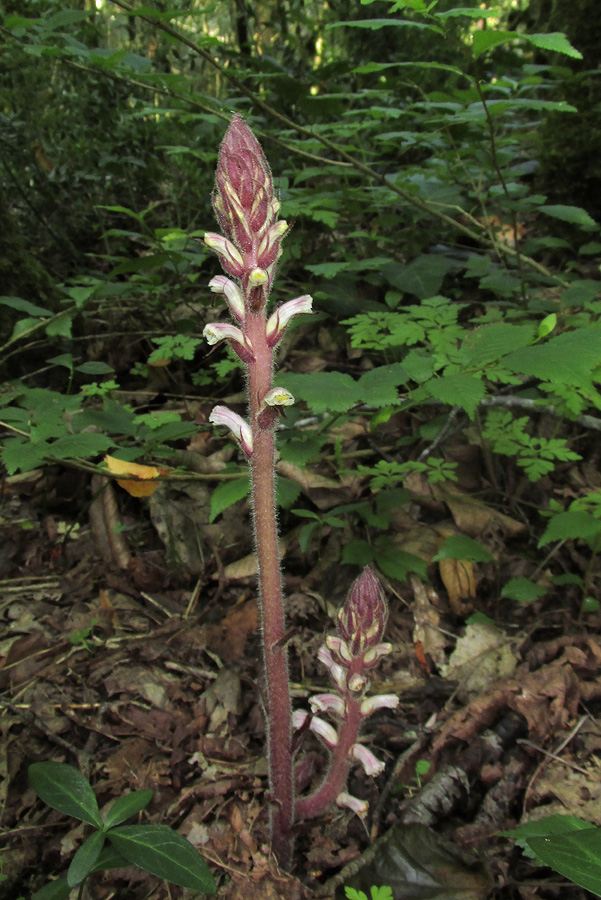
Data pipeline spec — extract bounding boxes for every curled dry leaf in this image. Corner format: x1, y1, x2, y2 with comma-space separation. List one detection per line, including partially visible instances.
104, 454, 164, 498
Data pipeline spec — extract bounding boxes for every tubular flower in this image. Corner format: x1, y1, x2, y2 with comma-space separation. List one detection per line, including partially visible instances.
202, 322, 254, 364
309, 716, 339, 749
309, 693, 346, 718
360, 694, 399, 717
292, 710, 309, 731
350, 743, 385, 777
210, 115, 289, 303
266, 295, 313, 347
208, 405, 253, 458
336, 792, 369, 820
204, 233, 244, 279
317, 644, 348, 692
208, 275, 245, 323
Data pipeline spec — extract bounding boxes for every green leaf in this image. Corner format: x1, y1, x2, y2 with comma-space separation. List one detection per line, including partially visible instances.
375, 545, 428, 581
501, 814, 594, 859
504, 327, 601, 385
68, 831, 106, 887
209, 477, 250, 523
46, 313, 73, 340
538, 511, 601, 547
462, 324, 536, 366
279, 372, 359, 414
471, 30, 517, 58
90, 844, 131, 874
342, 540, 374, 567
32, 877, 72, 900
1, 438, 47, 475
537, 314, 557, 339
500, 578, 546, 604
103, 790, 154, 829
527, 827, 601, 896
76, 361, 115, 375
524, 32, 583, 59
357, 365, 409, 407
433, 535, 494, 563
48, 432, 115, 460
427, 374, 485, 420
328, 18, 443, 34
0, 296, 52, 317
560, 280, 601, 306
538, 204, 598, 230
29, 763, 103, 828
276, 476, 302, 510
108, 824, 216, 893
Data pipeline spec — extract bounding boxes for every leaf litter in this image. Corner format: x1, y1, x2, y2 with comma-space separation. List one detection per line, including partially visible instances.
1, 355, 601, 900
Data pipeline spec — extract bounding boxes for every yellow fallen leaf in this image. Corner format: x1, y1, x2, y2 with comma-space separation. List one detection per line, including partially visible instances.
104, 455, 162, 497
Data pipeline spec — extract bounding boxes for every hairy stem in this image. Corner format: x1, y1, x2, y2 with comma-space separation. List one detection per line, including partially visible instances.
246, 308, 293, 868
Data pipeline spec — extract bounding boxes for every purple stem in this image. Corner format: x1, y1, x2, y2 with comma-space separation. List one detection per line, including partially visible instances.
245, 306, 294, 868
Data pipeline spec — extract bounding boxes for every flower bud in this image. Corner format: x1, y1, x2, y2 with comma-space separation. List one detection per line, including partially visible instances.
337, 567, 389, 657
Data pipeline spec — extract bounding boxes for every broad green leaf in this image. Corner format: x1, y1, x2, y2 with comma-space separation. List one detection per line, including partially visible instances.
32, 877, 71, 900
342, 540, 374, 567
45, 9, 91, 29
328, 18, 443, 34
357, 365, 409, 408
427, 374, 485, 420
524, 32, 583, 59
29, 762, 103, 828
471, 30, 516, 58
0, 296, 52, 317
560, 280, 601, 306
48, 432, 115, 460
375, 544, 428, 582
76, 361, 115, 375
528, 828, 601, 896
68, 831, 105, 887
1, 437, 47, 475
279, 372, 359, 414
90, 844, 131, 873
501, 813, 594, 859
103, 790, 154, 829
47, 353, 74, 370
209, 476, 250, 523
462, 324, 535, 366
504, 327, 601, 385
433, 535, 494, 563
500, 577, 546, 604
108, 824, 216, 893
538, 511, 601, 547
353, 61, 463, 76
438, 7, 500, 19
538, 204, 598, 230
276, 475, 302, 510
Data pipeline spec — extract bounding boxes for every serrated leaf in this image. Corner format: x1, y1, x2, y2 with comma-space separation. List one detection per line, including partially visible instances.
433, 535, 494, 563
504, 327, 601, 385
46, 313, 73, 339
108, 824, 216, 893
427, 374, 485, 419
29, 763, 103, 828
538, 204, 598, 230
500, 577, 546, 604
68, 831, 105, 887
209, 477, 250, 523
76, 361, 115, 374
49, 432, 115, 460
0, 295, 52, 317
103, 790, 154, 829
279, 372, 359, 414
462, 323, 536, 366
524, 32, 583, 59
538, 511, 601, 547
471, 30, 516, 58
527, 828, 601, 896
1, 438, 47, 475
357, 364, 408, 407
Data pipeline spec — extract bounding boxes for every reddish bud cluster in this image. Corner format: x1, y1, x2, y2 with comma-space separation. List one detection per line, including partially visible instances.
207, 115, 289, 306
337, 566, 389, 657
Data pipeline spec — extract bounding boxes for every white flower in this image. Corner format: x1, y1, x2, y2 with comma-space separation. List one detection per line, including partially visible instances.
336, 792, 369, 819
309, 715, 338, 749
208, 405, 253, 458
326, 634, 353, 663
202, 322, 254, 363
360, 694, 399, 717
292, 710, 309, 730
209, 275, 245, 323
266, 295, 313, 346
363, 642, 393, 665
350, 743, 385, 777
317, 644, 347, 692
309, 693, 345, 717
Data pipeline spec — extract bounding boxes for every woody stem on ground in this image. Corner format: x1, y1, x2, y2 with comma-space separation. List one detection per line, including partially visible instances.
245, 307, 294, 868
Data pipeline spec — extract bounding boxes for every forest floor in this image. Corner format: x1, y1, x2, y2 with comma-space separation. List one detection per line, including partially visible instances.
2, 362, 601, 900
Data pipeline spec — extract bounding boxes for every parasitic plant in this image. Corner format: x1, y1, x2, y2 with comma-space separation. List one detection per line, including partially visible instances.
203, 116, 397, 868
